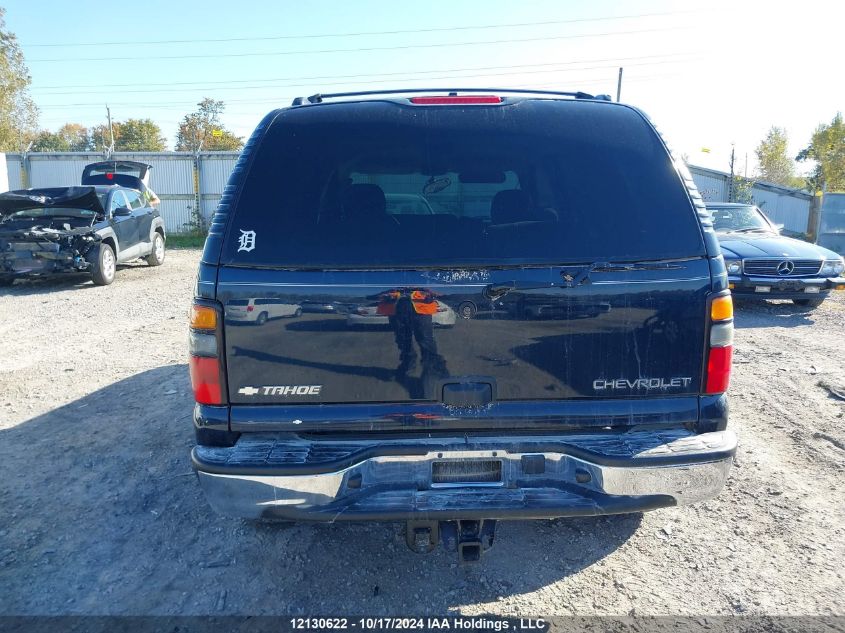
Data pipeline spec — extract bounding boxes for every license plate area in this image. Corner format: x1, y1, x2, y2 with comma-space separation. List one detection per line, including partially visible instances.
431, 459, 503, 487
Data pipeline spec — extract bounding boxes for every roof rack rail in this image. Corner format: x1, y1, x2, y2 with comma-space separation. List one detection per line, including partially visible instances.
291, 88, 613, 106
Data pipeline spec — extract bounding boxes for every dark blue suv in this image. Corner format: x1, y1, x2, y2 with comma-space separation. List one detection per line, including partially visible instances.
188, 89, 736, 560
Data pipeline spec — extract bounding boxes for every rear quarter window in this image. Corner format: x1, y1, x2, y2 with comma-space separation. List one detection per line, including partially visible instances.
221, 100, 704, 268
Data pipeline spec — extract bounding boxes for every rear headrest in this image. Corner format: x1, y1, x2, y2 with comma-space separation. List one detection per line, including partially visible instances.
342, 184, 386, 221
490, 189, 531, 224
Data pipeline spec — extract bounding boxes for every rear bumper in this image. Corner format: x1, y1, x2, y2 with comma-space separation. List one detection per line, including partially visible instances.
728, 275, 845, 299
191, 430, 736, 521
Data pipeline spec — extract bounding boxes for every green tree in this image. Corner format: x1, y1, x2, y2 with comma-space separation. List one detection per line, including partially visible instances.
797, 113, 845, 192
89, 118, 166, 151
175, 98, 243, 151
89, 123, 118, 151
0, 7, 38, 151
31, 123, 90, 151
730, 175, 755, 204
755, 126, 803, 188
117, 118, 166, 151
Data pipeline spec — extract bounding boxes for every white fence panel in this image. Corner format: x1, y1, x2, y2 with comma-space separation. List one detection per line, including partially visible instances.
29, 153, 102, 188
198, 153, 238, 223
689, 167, 729, 202
6, 155, 22, 189
751, 186, 811, 234
199, 153, 238, 194
5, 154, 23, 189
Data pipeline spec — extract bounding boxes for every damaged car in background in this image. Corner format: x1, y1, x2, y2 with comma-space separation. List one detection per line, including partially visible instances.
0, 184, 166, 287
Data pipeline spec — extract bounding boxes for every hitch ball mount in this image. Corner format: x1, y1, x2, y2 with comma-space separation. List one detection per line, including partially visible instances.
405, 519, 497, 563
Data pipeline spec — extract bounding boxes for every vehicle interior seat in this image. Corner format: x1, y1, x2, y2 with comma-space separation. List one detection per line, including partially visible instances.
486, 189, 558, 251
341, 184, 389, 224
490, 189, 534, 225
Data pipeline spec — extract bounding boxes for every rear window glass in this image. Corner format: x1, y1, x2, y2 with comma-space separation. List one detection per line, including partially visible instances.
222, 100, 704, 267
83, 173, 144, 189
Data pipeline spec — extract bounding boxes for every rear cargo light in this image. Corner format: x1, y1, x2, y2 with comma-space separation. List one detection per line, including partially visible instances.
189, 302, 225, 405
705, 294, 733, 394
409, 95, 502, 105
189, 330, 218, 357
709, 322, 734, 347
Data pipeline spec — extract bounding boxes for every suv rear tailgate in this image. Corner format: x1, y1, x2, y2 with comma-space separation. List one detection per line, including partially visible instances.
220, 259, 711, 406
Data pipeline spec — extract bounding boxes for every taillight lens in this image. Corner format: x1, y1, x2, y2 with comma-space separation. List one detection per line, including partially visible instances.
190, 305, 218, 329
189, 356, 223, 405
711, 295, 733, 321
189, 302, 224, 405
189, 330, 218, 357
705, 346, 733, 394
705, 294, 733, 394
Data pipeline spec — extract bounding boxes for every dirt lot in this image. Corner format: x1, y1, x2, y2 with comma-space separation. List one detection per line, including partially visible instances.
1, 249, 843, 616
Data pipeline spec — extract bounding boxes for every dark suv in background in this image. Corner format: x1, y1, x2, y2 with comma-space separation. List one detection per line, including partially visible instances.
188, 89, 736, 561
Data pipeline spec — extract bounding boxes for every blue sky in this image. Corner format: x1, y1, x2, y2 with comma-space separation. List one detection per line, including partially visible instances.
5, 0, 843, 174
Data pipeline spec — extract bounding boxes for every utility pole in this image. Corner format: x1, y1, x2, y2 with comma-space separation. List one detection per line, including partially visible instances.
106, 105, 115, 156
616, 67, 623, 102
728, 144, 736, 202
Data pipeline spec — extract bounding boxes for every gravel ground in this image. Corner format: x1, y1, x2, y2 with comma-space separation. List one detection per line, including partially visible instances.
0, 249, 843, 616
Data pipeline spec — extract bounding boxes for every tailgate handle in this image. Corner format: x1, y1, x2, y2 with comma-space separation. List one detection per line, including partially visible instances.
441, 378, 495, 407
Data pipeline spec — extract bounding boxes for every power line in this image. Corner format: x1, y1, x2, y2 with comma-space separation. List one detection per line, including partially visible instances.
31, 52, 695, 90
43, 66, 682, 121
38, 71, 686, 122
32, 55, 699, 96
28, 26, 693, 63
35, 68, 691, 110
23, 10, 702, 47
34, 69, 681, 124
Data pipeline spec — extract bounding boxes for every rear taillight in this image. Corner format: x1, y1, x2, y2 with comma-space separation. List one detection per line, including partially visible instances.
246, 305, 254, 312
189, 303, 225, 405
705, 295, 733, 394
189, 356, 223, 404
